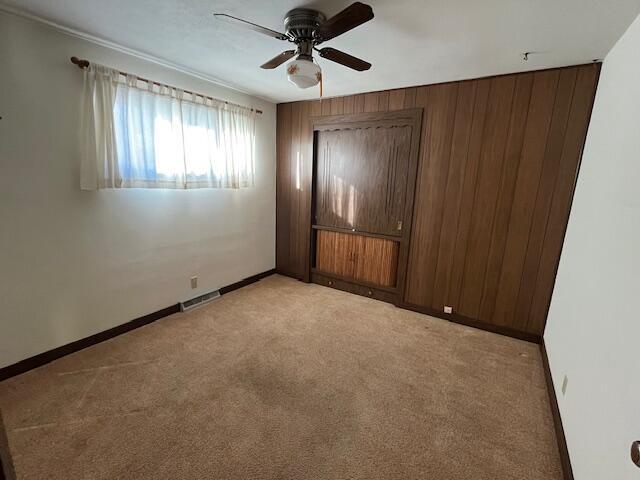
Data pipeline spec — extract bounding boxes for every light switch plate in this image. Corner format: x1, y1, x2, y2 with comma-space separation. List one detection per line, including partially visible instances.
561, 375, 568, 395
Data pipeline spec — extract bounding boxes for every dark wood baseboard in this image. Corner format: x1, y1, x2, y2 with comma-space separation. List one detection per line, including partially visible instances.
0, 269, 276, 382
399, 302, 542, 344
540, 341, 574, 480
219, 269, 276, 295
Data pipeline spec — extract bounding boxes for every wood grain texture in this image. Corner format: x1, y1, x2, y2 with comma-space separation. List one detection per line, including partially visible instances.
315, 124, 411, 236
276, 64, 600, 335
457, 75, 516, 318
477, 73, 534, 322
404, 83, 456, 306
276, 103, 293, 277
355, 235, 399, 287
316, 230, 355, 279
446, 79, 492, 311
316, 230, 399, 287
275, 101, 314, 281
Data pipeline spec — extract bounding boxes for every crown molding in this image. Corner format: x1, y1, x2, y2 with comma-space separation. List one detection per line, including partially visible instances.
0, 4, 276, 105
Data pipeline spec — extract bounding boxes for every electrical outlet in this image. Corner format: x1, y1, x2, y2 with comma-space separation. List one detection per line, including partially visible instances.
444, 306, 453, 314
561, 375, 568, 395
190, 276, 198, 289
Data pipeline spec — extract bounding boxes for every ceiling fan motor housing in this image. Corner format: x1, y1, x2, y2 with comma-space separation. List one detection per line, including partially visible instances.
284, 8, 325, 42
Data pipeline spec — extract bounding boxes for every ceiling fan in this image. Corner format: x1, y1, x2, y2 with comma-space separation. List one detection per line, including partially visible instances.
213, 2, 374, 89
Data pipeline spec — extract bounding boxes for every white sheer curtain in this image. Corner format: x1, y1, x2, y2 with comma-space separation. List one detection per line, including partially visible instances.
80, 64, 256, 190
80, 65, 120, 189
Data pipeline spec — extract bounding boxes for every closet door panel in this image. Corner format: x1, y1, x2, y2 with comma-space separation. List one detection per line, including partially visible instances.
315, 230, 398, 288
316, 230, 355, 279
315, 125, 412, 236
354, 237, 399, 287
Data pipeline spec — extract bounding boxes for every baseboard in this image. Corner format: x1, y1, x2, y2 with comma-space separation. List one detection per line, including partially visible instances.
220, 269, 276, 295
311, 272, 398, 304
540, 340, 574, 480
399, 302, 542, 344
0, 269, 276, 382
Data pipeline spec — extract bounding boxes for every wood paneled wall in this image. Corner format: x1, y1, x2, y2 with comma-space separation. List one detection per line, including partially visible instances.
276, 64, 600, 337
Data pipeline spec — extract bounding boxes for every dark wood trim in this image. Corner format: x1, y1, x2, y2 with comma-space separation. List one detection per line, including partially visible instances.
219, 269, 276, 295
399, 301, 542, 344
308, 143, 318, 283
311, 272, 398, 304
395, 108, 424, 304
311, 268, 398, 293
312, 225, 402, 242
540, 340, 574, 480
310, 108, 424, 130
0, 269, 276, 382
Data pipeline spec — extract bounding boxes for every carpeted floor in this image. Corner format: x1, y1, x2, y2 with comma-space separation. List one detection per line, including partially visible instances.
0, 275, 562, 479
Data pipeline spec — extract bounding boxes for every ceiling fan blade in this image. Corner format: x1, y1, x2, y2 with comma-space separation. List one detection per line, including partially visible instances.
315, 2, 374, 43
261, 50, 297, 69
213, 13, 289, 40
318, 47, 371, 71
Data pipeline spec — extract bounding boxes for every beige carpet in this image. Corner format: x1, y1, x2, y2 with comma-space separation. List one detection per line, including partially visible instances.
0, 275, 562, 479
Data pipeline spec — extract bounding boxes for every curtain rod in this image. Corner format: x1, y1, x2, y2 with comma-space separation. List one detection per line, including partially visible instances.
70, 57, 263, 115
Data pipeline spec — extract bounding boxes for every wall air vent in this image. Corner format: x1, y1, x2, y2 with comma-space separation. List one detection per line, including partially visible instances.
180, 290, 221, 312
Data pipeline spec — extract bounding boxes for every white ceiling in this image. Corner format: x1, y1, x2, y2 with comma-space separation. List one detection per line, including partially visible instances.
3, 0, 640, 103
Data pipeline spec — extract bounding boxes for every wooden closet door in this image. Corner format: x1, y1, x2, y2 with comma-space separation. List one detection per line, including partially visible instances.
354, 237, 399, 287
315, 125, 412, 236
316, 230, 398, 287
316, 230, 357, 279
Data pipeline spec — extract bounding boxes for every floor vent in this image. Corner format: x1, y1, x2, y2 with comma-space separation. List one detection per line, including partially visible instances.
180, 290, 221, 312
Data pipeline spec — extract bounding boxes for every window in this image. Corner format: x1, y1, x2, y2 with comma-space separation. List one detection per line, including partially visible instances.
80, 64, 256, 190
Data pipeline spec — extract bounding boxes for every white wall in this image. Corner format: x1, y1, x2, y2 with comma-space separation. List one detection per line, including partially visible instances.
544, 12, 640, 480
0, 12, 276, 368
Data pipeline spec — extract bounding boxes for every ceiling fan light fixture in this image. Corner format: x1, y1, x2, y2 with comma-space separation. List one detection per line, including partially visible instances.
286, 58, 321, 89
